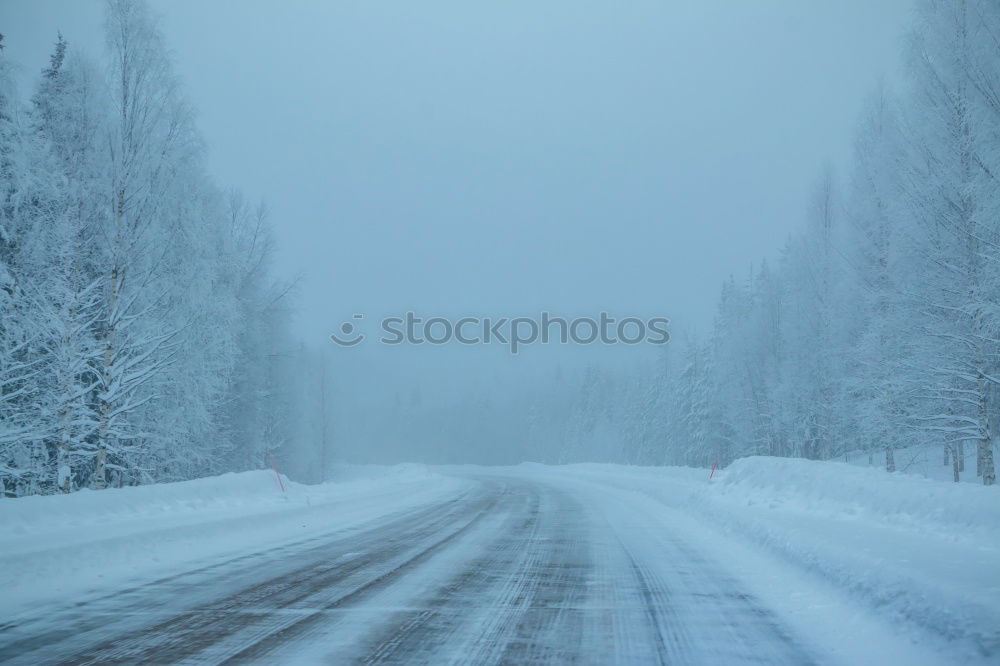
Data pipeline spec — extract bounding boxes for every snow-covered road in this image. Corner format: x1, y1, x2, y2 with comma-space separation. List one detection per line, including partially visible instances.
0, 465, 991, 665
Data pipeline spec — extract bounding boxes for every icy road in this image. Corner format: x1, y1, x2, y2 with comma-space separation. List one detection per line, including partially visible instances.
0, 464, 993, 665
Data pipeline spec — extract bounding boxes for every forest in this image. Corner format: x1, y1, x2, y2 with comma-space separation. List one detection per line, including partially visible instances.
2, 0, 999, 495
626, 0, 1000, 485
0, 1, 328, 497
365, 0, 1000, 486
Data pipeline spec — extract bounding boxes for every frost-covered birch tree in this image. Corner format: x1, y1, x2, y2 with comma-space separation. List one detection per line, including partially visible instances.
0, 1, 311, 496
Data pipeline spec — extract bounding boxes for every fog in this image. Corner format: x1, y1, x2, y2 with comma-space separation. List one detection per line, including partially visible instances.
1, 0, 913, 464
8, 4, 1000, 659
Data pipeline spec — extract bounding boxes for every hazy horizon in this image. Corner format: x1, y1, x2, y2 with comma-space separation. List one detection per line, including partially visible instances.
0, 0, 916, 463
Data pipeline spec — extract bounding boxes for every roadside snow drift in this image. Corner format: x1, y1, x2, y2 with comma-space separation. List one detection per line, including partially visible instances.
709, 458, 1000, 654
2, 457, 997, 663
538, 457, 1000, 658
0, 465, 470, 616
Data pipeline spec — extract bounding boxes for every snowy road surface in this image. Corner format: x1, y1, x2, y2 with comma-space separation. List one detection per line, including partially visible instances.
0, 465, 990, 665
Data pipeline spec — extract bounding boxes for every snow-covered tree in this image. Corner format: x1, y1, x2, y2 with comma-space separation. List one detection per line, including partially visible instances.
0, 1, 310, 496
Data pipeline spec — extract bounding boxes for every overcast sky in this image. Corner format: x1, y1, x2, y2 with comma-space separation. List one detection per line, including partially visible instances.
1, 1, 915, 443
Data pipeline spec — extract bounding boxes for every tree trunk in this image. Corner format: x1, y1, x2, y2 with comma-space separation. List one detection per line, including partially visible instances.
979, 374, 995, 485
982, 443, 996, 486
952, 445, 960, 482
976, 373, 987, 477
958, 440, 965, 473
95, 192, 124, 491
57, 397, 72, 492
57, 443, 71, 493
93, 447, 107, 490
885, 446, 895, 473
944, 444, 950, 466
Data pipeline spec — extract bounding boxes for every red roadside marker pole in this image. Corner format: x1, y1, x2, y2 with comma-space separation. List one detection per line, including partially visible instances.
709, 458, 719, 480
268, 453, 286, 493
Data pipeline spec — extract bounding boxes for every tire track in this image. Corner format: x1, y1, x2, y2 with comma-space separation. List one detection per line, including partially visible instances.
597, 487, 815, 666
0, 485, 499, 666
354, 481, 545, 664
354, 483, 592, 665
213, 485, 517, 664
3, 471, 829, 665
0, 495, 455, 660
490, 490, 590, 665
81, 490, 499, 666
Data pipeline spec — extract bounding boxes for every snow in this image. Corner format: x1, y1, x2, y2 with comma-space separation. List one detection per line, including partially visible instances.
1, 457, 997, 664
0, 464, 471, 617
708, 458, 1000, 656
843, 442, 993, 485
499, 466, 941, 666
530, 457, 1000, 660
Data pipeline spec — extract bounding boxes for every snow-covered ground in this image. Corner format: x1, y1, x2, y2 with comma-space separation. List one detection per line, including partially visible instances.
843, 441, 993, 485
0, 464, 472, 616
526, 457, 1000, 662
0, 458, 996, 664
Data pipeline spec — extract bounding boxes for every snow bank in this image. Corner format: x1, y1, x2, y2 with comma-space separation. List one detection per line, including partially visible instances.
716, 456, 1000, 540
0, 465, 468, 617
705, 458, 1000, 656
3, 470, 289, 543
537, 458, 1000, 659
